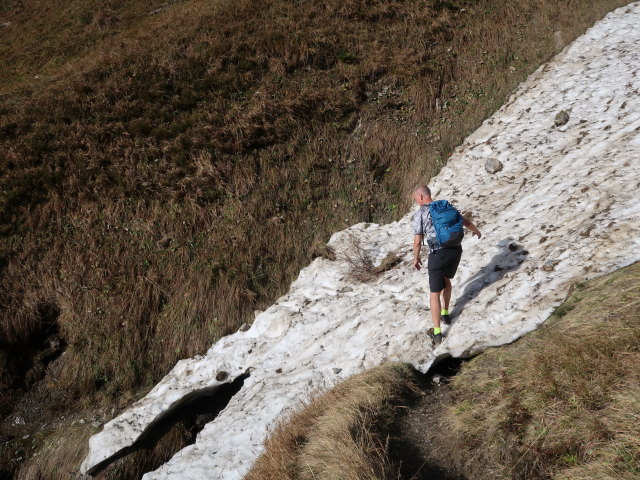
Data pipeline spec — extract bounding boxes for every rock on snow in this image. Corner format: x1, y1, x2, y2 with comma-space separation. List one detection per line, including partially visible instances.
82, 3, 640, 478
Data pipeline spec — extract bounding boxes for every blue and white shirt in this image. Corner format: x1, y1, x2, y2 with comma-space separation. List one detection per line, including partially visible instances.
412, 204, 437, 247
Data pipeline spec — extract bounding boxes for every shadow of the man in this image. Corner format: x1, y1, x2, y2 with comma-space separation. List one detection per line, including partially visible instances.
450, 237, 529, 321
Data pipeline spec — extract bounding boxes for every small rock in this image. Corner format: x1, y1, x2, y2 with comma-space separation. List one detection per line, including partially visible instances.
485, 158, 503, 174
554, 110, 570, 127
554, 30, 565, 52
542, 259, 560, 272
431, 374, 445, 385
13, 416, 25, 426
91, 421, 102, 429
238, 323, 250, 332
275, 368, 283, 374
195, 414, 215, 427
508, 242, 520, 251
332, 368, 342, 374
49, 335, 63, 350
22, 435, 30, 440
78, 419, 86, 425
157, 236, 172, 248
215, 371, 229, 382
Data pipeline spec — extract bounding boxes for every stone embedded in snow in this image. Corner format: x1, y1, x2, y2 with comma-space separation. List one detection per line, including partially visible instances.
484, 158, 503, 174
81, 3, 640, 479
554, 109, 571, 126
542, 259, 561, 272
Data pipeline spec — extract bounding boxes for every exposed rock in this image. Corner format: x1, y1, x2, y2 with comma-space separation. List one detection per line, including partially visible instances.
195, 414, 215, 427
157, 236, 172, 249
554, 109, 570, 126
148, 6, 168, 15
485, 158, 503, 173
542, 259, 560, 272
554, 30, 565, 52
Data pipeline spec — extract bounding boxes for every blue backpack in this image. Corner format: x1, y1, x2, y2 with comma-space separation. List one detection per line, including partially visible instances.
428, 200, 464, 250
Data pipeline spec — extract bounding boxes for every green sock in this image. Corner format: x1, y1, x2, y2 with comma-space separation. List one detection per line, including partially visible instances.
434, 327, 441, 335
441, 309, 449, 316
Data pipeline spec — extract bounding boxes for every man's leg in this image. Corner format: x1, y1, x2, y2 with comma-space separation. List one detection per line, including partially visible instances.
430, 290, 442, 329
441, 277, 452, 311
427, 250, 445, 344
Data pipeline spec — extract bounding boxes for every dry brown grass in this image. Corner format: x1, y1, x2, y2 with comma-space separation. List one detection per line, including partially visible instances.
15, 420, 191, 480
343, 234, 403, 283
429, 262, 640, 480
0, 0, 632, 470
14, 423, 93, 480
246, 363, 417, 480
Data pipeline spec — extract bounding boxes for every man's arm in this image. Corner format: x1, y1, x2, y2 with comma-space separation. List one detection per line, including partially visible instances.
413, 234, 423, 270
463, 217, 482, 238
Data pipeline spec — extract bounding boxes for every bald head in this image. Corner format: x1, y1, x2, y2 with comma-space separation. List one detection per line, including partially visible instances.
413, 185, 432, 205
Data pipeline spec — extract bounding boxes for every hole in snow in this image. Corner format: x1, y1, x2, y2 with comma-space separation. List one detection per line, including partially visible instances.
87, 372, 249, 478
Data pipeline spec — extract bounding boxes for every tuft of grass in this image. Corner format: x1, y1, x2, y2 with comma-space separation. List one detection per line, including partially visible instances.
429, 262, 640, 480
14, 424, 94, 480
246, 363, 418, 480
343, 234, 403, 283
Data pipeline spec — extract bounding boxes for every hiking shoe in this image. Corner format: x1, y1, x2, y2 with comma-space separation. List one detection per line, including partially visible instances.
428, 328, 443, 346
441, 314, 451, 325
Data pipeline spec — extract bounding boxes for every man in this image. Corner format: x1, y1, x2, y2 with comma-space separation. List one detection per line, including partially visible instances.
412, 185, 481, 345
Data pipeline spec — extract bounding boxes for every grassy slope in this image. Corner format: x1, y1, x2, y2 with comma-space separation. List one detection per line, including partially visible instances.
435, 262, 640, 480
0, 0, 633, 476
246, 363, 419, 480
249, 263, 640, 480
